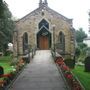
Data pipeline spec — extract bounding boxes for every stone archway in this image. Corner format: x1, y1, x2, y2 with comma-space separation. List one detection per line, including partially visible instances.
22, 32, 28, 54
37, 27, 51, 50
37, 19, 51, 50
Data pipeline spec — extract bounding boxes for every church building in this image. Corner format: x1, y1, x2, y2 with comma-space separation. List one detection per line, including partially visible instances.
13, 0, 75, 58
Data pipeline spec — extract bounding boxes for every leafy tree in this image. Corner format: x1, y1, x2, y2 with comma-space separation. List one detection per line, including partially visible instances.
78, 42, 87, 49
75, 42, 88, 62
75, 47, 81, 58
0, 0, 15, 55
0, 0, 4, 18
76, 28, 87, 43
75, 28, 88, 62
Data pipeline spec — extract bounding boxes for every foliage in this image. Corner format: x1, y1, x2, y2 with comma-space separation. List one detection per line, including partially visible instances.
76, 28, 87, 43
75, 28, 88, 62
64, 59, 75, 69
0, 0, 4, 18
84, 56, 90, 72
75, 47, 81, 58
0, 0, 15, 54
75, 42, 88, 62
78, 42, 87, 49
72, 66, 90, 90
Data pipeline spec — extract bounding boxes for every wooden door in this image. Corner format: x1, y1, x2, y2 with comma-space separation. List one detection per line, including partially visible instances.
39, 36, 49, 50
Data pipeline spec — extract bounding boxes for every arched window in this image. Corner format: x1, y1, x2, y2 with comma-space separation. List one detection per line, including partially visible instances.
59, 32, 65, 44
58, 31, 65, 54
39, 19, 49, 29
24, 33, 28, 44
22, 32, 28, 54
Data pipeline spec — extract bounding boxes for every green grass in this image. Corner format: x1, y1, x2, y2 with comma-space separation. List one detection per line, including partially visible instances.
72, 66, 90, 90
0, 56, 13, 74
0, 56, 12, 62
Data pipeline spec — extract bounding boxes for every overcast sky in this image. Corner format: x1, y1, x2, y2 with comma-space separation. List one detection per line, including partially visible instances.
4, 0, 90, 35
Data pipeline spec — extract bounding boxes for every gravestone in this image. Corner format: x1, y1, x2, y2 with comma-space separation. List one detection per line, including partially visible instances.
0, 66, 4, 75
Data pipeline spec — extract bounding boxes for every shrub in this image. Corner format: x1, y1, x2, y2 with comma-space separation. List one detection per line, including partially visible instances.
84, 56, 90, 72
75, 47, 81, 58
4, 50, 13, 56
64, 59, 75, 69
0, 66, 4, 75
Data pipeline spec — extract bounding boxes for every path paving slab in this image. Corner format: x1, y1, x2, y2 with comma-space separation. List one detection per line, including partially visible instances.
10, 50, 67, 90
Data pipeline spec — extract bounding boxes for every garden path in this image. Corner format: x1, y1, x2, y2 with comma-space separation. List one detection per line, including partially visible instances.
10, 50, 68, 90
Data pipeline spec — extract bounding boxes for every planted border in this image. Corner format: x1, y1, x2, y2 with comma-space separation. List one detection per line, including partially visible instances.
54, 56, 85, 90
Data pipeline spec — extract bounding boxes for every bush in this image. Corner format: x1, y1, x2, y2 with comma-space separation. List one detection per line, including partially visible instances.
0, 66, 4, 75
64, 59, 75, 69
4, 50, 13, 56
75, 48, 81, 58
84, 56, 90, 72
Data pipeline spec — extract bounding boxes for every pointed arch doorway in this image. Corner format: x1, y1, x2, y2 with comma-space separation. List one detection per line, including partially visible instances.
37, 27, 51, 50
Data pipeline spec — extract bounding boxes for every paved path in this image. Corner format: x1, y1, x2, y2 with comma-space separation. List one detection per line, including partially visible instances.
10, 50, 67, 90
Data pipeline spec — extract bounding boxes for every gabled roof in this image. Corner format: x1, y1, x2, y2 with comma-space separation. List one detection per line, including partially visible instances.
16, 3, 72, 25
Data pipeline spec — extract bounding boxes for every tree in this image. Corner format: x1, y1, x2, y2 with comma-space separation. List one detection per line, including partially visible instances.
0, 0, 4, 18
78, 42, 87, 49
75, 28, 88, 62
75, 47, 81, 58
0, 0, 15, 55
76, 28, 87, 43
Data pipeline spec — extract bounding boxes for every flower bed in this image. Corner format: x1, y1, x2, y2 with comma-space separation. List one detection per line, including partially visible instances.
0, 57, 26, 89
55, 56, 84, 90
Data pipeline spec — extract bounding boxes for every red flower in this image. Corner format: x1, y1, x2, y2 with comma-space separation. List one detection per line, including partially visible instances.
56, 59, 64, 65
62, 65, 70, 71
65, 74, 73, 79
58, 61, 64, 65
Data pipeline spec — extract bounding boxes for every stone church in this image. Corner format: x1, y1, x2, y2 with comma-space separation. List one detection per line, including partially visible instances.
13, 0, 75, 58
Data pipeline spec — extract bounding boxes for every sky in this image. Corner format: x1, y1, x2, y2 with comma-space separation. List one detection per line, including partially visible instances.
4, 0, 90, 35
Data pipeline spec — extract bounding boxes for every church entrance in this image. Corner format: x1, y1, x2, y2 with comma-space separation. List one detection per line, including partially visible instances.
37, 19, 51, 50
37, 28, 51, 50
39, 36, 49, 50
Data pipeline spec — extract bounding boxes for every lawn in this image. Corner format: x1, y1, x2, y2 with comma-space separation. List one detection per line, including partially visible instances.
72, 66, 90, 90
0, 56, 14, 74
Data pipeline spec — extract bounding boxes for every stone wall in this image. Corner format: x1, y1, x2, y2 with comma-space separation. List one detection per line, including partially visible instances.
13, 6, 75, 57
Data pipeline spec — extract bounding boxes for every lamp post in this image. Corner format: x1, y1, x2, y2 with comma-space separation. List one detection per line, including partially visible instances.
52, 25, 56, 56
